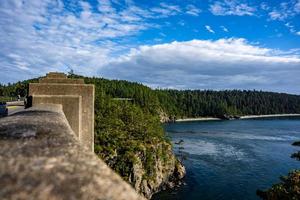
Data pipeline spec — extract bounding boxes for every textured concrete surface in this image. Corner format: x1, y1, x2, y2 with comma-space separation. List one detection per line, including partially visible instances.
32, 95, 82, 138
0, 105, 145, 200
45, 72, 67, 79
29, 74, 94, 151
39, 78, 84, 84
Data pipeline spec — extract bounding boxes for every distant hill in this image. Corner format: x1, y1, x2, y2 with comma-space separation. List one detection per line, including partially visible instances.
156, 89, 300, 119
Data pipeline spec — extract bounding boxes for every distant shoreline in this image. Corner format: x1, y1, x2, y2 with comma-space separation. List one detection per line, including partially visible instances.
175, 117, 221, 122
240, 114, 300, 119
175, 114, 300, 122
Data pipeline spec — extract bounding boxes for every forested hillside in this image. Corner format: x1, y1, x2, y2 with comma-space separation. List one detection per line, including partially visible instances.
1, 75, 300, 118
157, 90, 300, 118
70, 76, 300, 119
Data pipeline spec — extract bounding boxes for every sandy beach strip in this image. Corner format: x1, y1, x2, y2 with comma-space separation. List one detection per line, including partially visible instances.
240, 114, 300, 119
175, 117, 221, 122
175, 114, 300, 122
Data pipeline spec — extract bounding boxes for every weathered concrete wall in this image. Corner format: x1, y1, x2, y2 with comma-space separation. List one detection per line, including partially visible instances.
39, 78, 84, 84
32, 95, 82, 138
45, 72, 67, 79
29, 73, 94, 151
0, 104, 145, 200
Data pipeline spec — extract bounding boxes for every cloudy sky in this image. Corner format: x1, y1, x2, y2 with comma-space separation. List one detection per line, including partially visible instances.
0, 0, 300, 94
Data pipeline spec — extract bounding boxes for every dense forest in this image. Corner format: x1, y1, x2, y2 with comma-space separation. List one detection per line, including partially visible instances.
156, 89, 300, 118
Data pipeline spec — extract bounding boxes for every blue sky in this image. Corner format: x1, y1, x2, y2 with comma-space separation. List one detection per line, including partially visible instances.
0, 0, 300, 94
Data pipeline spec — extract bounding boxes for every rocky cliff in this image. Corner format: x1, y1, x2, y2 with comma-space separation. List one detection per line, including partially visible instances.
159, 109, 176, 123
129, 142, 185, 199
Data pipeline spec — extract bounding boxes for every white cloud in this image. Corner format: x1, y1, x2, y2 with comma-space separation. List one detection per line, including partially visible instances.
284, 22, 300, 36
0, 0, 151, 81
178, 20, 185, 26
185, 4, 201, 16
295, 0, 300, 13
268, 1, 300, 21
1, 0, 300, 94
205, 25, 215, 33
260, 2, 270, 11
221, 26, 229, 32
269, 10, 287, 20
209, 0, 256, 16
0, 0, 186, 82
150, 3, 181, 17
285, 22, 296, 33
100, 38, 300, 93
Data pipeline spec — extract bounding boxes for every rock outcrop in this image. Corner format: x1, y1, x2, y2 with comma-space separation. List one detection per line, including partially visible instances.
128, 142, 185, 199
159, 109, 176, 123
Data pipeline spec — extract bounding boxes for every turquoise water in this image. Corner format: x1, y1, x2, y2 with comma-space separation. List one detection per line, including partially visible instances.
152, 118, 300, 200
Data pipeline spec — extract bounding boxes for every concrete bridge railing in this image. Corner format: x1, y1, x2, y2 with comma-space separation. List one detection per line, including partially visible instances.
29, 72, 94, 151
0, 73, 145, 200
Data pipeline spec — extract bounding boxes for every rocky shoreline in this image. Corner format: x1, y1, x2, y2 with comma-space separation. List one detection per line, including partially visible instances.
128, 142, 186, 199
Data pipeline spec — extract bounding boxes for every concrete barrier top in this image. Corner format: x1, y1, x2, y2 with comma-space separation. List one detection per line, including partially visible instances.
0, 104, 145, 200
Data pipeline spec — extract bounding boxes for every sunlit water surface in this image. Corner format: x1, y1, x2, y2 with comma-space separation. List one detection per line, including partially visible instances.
152, 118, 300, 200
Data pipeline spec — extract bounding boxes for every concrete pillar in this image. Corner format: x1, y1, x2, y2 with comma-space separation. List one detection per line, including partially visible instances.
29, 73, 94, 152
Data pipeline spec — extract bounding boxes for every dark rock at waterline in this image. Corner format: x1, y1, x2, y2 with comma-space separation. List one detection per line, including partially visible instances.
292, 141, 300, 146
291, 151, 300, 160
219, 114, 240, 120
175, 139, 184, 145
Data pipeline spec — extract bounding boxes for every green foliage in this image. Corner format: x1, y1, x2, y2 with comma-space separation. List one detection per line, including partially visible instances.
257, 140, 300, 200
93, 99, 170, 180
157, 89, 300, 118
85, 75, 170, 180
257, 170, 300, 200
0, 78, 38, 99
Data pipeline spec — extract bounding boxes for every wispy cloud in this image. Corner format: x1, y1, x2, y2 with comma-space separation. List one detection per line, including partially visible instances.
185, 4, 201, 16
295, 0, 300, 12
209, 0, 256, 16
284, 22, 297, 34
205, 25, 215, 33
260, 2, 270, 11
268, 1, 300, 21
0, 0, 186, 82
221, 26, 229, 32
150, 3, 181, 17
